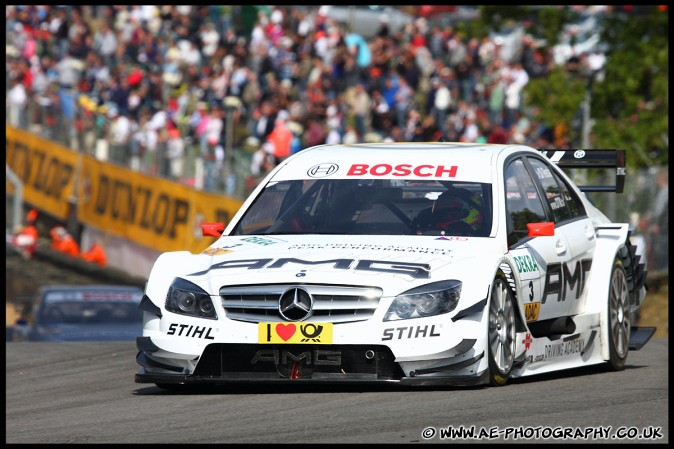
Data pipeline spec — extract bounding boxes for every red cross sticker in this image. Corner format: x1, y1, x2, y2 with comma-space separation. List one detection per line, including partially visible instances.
522, 333, 532, 350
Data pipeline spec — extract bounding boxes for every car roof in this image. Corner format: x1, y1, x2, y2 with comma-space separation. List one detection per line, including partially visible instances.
36, 285, 144, 303
37, 284, 143, 292
270, 142, 535, 183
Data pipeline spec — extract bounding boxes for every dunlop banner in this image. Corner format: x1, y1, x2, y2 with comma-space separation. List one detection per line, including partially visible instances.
6, 125, 79, 221
78, 155, 244, 253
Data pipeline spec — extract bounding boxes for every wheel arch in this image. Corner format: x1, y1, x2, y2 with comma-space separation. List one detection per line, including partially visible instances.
496, 261, 528, 333
587, 224, 632, 362
145, 251, 194, 308
485, 260, 524, 386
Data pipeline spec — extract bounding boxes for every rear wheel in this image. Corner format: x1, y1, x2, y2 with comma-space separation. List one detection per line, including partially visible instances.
607, 257, 630, 370
487, 276, 517, 386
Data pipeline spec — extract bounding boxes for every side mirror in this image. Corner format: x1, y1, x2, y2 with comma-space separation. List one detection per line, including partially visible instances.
527, 222, 555, 237
202, 222, 225, 237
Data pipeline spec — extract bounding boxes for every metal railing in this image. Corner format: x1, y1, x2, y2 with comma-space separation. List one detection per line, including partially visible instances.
5, 165, 23, 234
6, 94, 254, 201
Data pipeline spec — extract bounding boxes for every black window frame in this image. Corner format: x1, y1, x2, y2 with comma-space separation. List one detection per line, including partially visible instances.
521, 155, 588, 226
503, 155, 550, 248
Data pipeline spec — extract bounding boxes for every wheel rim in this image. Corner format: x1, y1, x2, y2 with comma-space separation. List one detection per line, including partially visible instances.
610, 267, 630, 358
489, 279, 516, 373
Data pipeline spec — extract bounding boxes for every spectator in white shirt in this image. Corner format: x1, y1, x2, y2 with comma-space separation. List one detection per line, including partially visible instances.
7, 77, 27, 128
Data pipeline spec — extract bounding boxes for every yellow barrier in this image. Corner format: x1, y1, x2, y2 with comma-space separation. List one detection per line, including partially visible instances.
6, 126, 79, 221
6, 125, 244, 253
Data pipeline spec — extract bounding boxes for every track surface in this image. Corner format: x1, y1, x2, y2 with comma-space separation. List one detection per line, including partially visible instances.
6, 338, 668, 444
4, 245, 669, 443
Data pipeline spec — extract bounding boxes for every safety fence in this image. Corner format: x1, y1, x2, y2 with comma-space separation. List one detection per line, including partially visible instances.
5, 98, 668, 274
6, 94, 255, 201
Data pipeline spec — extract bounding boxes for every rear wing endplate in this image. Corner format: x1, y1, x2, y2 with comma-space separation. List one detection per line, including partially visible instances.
538, 149, 626, 193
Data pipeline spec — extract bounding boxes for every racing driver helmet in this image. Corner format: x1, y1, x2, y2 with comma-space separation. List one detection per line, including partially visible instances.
431, 188, 483, 233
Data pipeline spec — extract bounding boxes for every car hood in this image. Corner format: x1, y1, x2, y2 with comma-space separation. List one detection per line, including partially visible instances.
177, 234, 503, 296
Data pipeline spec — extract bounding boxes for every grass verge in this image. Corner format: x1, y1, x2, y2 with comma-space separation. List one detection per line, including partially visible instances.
637, 281, 669, 339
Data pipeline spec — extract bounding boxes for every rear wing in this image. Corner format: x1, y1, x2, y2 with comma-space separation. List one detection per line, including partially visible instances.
538, 149, 626, 193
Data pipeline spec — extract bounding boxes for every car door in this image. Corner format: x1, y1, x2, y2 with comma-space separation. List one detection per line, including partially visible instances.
524, 156, 595, 317
504, 156, 576, 325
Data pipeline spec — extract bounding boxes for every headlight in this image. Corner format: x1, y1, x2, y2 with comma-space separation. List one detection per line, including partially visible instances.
384, 280, 461, 321
165, 278, 217, 319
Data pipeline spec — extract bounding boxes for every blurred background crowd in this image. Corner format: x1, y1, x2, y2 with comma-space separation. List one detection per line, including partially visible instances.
6, 5, 606, 190
5, 5, 668, 275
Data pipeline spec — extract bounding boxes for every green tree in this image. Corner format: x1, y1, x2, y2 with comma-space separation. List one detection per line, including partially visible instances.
479, 5, 572, 46
591, 6, 669, 167
479, 6, 668, 168
523, 66, 585, 144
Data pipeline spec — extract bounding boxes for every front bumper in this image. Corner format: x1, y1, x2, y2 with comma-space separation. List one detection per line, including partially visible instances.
135, 339, 489, 387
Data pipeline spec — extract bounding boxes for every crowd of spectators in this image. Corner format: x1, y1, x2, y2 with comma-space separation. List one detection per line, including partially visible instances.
6, 5, 599, 196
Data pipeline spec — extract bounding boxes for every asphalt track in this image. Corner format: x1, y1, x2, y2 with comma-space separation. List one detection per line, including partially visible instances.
6, 338, 668, 444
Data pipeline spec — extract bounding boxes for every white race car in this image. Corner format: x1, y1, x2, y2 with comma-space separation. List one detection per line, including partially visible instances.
135, 142, 653, 388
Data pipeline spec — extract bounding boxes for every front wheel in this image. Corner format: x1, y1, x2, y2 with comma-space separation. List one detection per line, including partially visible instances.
487, 276, 517, 386
607, 257, 630, 370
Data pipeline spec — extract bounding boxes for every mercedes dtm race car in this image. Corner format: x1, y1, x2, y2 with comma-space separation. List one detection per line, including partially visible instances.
135, 142, 654, 388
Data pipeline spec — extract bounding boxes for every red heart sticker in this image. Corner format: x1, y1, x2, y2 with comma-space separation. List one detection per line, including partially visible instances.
276, 323, 296, 341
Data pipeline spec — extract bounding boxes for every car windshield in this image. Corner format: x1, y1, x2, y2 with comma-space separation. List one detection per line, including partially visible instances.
232, 179, 492, 237
38, 301, 143, 326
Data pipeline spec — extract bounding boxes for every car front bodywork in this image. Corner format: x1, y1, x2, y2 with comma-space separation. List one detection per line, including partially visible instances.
135, 143, 652, 388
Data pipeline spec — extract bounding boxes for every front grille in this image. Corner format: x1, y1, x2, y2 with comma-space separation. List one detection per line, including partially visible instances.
220, 284, 382, 323
193, 343, 404, 380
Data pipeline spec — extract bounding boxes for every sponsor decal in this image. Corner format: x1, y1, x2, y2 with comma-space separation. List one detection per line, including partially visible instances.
346, 163, 458, 178
251, 349, 341, 366
307, 163, 339, 178
510, 249, 540, 281
524, 302, 541, 322
535, 166, 553, 180
527, 336, 586, 363
522, 332, 532, 350
259, 322, 333, 344
525, 354, 539, 364
287, 242, 451, 255
435, 236, 468, 241
573, 150, 586, 159
382, 325, 441, 340
189, 257, 431, 279
513, 253, 539, 274
201, 248, 234, 256
167, 323, 215, 339
241, 236, 279, 246
544, 338, 585, 359
542, 258, 592, 303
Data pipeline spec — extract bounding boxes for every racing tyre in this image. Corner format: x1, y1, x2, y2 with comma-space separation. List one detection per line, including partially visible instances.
487, 275, 517, 386
607, 257, 630, 371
